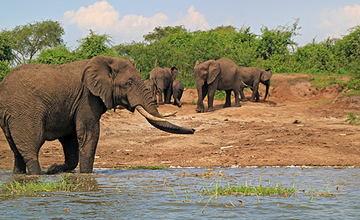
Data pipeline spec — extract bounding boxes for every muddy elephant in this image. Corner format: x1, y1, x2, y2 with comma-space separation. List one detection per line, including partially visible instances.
172, 80, 184, 107
193, 57, 244, 112
0, 56, 194, 175
149, 66, 178, 105
238, 66, 272, 102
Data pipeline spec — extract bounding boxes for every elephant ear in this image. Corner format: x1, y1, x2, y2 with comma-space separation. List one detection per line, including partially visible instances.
207, 61, 221, 84
261, 69, 273, 82
82, 56, 115, 109
171, 66, 179, 80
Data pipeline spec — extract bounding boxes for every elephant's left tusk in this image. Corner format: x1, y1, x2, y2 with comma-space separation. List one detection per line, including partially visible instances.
136, 106, 167, 122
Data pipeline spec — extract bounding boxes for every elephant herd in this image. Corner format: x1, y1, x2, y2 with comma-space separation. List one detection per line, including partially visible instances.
0, 56, 271, 175
148, 57, 272, 113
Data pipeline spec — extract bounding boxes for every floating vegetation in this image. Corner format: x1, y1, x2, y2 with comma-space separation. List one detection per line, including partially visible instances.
127, 166, 168, 170
165, 169, 337, 213
0, 173, 91, 196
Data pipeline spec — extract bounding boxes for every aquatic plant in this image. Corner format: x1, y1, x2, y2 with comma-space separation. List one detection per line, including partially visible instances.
0, 173, 86, 196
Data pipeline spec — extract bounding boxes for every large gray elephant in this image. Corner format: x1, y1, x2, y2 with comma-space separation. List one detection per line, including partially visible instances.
238, 66, 272, 102
0, 56, 194, 175
149, 66, 178, 105
193, 57, 244, 112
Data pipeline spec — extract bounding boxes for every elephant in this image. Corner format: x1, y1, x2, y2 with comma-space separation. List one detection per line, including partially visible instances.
238, 66, 272, 102
193, 57, 244, 112
172, 80, 184, 107
149, 66, 178, 105
0, 56, 194, 175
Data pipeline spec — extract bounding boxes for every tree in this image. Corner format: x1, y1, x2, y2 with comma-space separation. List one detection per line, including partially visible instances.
0, 33, 13, 62
2, 20, 64, 65
257, 19, 300, 60
75, 30, 117, 59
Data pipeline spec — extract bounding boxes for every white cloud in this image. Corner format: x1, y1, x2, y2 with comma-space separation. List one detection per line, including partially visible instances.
177, 6, 210, 30
317, 4, 360, 39
62, 1, 209, 44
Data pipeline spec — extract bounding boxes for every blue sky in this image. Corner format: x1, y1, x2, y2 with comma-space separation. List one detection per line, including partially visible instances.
2, 0, 360, 49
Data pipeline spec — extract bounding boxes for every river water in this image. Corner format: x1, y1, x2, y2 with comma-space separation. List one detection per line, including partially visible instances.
0, 167, 359, 219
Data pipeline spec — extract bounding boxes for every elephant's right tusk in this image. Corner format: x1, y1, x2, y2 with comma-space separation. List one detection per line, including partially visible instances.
161, 110, 178, 117
136, 106, 167, 122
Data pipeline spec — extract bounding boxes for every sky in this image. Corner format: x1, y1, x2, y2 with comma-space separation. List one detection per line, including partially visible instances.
2, 0, 360, 49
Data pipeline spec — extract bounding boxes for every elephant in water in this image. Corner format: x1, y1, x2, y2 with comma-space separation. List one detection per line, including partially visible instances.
149, 66, 178, 105
238, 66, 272, 102
193, 57, 244, 112
0, 56, 194, 175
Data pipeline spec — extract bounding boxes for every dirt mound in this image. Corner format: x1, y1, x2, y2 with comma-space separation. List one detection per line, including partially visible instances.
269, 74, 342, 103
0, 73, 360, 171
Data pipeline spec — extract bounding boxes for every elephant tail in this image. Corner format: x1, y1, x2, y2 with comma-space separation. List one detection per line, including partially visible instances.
241, 80, 253, 89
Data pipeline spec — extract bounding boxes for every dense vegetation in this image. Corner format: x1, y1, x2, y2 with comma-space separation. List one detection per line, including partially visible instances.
1, 19, 360, 89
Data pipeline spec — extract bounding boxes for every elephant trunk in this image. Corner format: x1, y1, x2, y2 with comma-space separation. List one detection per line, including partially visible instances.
264, 80, 270, 101
135, 79, 195, 134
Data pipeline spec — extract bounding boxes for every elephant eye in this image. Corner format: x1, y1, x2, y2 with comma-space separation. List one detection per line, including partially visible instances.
126, 80, 132, 87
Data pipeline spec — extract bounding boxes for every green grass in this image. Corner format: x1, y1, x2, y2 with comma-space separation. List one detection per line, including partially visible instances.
309, 76, 346, 88
0, 173, 86, 196
127, 166, 168, 170
345, 112, 360, 126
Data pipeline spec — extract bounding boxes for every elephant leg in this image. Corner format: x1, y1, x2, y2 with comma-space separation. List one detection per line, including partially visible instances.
8, 123, 43, 175
239, 86, 247, 102
224, 90, 232, 108
233, 89, 241, 107
250, 85, 259, 102
46, 134, 79, 174
207, 88, 217, 112
196, 84, 207, 112
76, 123, 100, 173
6, 136, 26, 174
255, 90, 260, 102
158, 89, 164, 105
164, 88, 172, 104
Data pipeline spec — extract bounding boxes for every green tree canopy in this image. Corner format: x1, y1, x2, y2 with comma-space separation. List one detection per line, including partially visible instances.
2, 20, 64, 65
75, 30, 117, 59
0, 33, 13, 62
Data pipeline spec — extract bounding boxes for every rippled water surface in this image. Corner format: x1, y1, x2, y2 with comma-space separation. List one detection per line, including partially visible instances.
0, 167, 359, 219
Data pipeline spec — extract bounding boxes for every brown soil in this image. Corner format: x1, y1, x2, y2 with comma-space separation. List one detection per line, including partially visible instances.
1, 74, 360, 171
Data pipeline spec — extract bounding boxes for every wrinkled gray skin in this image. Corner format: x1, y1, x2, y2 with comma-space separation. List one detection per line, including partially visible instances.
194, 58, 244, 112
149, 66, 178, 105
0, 56, 194, 175
238, 66, 272, 102
172, 80, 184, 107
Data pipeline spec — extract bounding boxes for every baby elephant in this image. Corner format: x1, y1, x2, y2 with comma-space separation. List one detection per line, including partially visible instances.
172, 80, 184, 107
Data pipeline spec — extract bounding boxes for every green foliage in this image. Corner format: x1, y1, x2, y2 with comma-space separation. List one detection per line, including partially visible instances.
1, 20, 64, 65
75, 30, 118, 59
346, 75, 360, 90
309, 76, 346, 88
33, 45, 78, 65
0, 60, 11, 81
257, 19, 300, 60
345, 113, 360, 126
0, 174, 85, 196
0, 34, 13, 62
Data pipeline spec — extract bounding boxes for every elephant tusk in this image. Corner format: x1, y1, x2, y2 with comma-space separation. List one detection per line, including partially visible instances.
161, 110, 178, 117
136, 106, 167, 122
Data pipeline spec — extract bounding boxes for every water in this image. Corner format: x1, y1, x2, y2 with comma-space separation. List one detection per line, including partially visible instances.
0, 167, 359, 219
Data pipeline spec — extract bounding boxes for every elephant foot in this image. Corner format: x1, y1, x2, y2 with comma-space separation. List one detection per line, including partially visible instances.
241, 99, 247, 102
235, 103, 242, 107
195, 107, 204, 113
223, 104, 231, 108
46, 164, 65, 175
